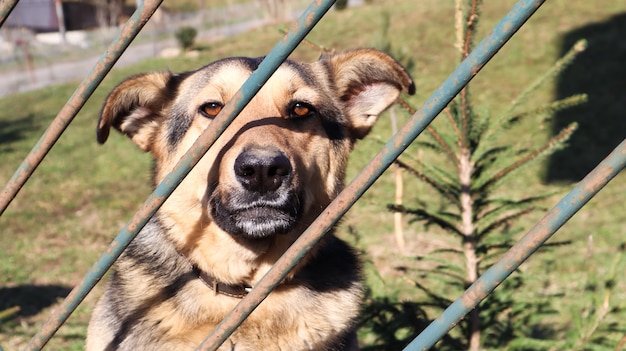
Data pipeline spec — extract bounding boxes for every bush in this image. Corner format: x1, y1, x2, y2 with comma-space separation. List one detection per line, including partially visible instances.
175, 26, 198, 51
334, 0, 349, 10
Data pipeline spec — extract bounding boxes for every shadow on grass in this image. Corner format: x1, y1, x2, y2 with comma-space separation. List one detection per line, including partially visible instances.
0, 113, 38, 152
359, 297, 433, 351
547, 12, 626, 182
0, 284, 71, 321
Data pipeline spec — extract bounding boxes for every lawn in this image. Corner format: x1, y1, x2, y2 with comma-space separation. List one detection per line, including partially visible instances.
1, 0, 625, 349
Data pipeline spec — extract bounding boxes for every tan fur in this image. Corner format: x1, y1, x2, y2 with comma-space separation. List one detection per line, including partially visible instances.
88, 49, 414, 350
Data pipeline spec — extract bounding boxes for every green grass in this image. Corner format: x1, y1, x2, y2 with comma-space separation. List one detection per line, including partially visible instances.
1, 0, 625, 349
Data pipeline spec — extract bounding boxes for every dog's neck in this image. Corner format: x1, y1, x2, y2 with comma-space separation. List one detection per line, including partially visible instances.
192, 264, 252, 298
170, 240, 254, 298
163, 212, 323, 295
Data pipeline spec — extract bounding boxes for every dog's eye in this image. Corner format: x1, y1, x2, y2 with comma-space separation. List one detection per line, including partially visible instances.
289, 102, 316, 119
199, 102, 223, 118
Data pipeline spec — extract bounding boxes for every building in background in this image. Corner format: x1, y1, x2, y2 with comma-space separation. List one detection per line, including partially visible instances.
5, 0, 123, 33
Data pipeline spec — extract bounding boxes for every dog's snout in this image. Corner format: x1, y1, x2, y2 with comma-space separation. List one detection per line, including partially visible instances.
234, 149, 292, 193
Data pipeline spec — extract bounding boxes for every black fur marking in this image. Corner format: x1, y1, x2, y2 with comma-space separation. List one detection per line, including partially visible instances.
163, 72, 193, 149
166, 105, 194, 149
284, 59, 317, 88
320, 117, 347, 141
240, 56, 264, 71
104, 219, 198, 349
293, 235, 361, 293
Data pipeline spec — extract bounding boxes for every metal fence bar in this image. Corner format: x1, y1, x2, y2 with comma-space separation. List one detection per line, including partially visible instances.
195, 1, 546, 349
20, 0, 166, 349
0, 0, 18, 27
23, 1, 335, 349
404, 138, 626, 350
0, 0, 162, 217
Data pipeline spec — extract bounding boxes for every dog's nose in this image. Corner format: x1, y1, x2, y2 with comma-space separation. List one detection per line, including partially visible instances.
234, 148, 292, 193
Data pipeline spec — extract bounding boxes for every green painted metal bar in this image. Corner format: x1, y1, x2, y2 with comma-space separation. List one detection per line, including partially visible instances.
194, 1, 546, 350
20, 0, 165, 349
0, 0, 163, 217
23, 0, 336, 349
404, 138, 626, 351
0, 0, 18, 27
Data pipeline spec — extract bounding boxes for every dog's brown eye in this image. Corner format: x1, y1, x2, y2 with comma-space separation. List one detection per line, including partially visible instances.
199, 102, 223, 118
290, 102, 315, 119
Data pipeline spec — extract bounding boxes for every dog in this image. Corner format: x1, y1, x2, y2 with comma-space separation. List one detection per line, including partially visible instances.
87, 48, 414, 351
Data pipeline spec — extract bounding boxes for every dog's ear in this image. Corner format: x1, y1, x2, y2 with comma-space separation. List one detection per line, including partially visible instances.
324, 49, 415, 139
97, 71, 174, 151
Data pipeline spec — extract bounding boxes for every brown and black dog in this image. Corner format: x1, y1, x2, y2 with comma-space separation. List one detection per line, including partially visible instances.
87, 49, 414, 350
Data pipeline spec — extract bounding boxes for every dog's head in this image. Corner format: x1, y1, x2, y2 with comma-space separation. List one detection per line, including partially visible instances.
98, 49, 414, 244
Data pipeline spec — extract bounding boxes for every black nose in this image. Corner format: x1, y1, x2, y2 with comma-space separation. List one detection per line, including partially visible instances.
234, 148, 292, 193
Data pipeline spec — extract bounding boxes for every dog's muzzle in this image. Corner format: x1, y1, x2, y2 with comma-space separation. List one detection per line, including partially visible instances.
210, 147, 301, 239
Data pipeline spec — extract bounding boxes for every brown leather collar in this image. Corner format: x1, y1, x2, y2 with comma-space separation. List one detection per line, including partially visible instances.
192, 265, 252, 299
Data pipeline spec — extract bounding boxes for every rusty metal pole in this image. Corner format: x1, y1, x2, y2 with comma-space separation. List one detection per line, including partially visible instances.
21, 0, 165, 349
0, 0, 162, 217
0, 0, 19, 27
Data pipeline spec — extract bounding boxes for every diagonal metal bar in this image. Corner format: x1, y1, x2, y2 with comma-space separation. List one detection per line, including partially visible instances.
404, 138, 626, 351
195, 1, 546, 350
0, 0, 162, 217
23, 0, 336, 350
21, 0, 164, 349
0, 0, 18, 27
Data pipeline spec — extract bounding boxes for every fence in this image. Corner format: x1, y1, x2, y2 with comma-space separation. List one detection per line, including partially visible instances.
0, 0, 624, 350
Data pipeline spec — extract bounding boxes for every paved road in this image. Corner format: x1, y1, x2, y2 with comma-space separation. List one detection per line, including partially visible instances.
0, 18, 268, 98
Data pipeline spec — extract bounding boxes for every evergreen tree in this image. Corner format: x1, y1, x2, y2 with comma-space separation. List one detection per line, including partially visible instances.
388, 1, 587, 349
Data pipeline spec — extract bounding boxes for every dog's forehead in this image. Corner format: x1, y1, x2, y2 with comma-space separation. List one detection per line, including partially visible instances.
177, 57, 324, 104
186, 57, 259, 90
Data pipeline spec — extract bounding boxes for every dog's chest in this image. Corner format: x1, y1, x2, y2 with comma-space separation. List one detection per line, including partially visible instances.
177, 286, 359, 351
